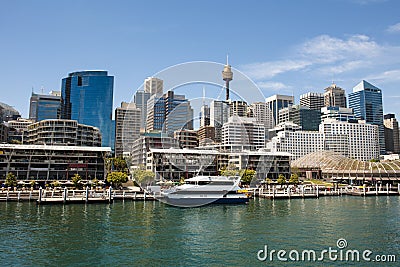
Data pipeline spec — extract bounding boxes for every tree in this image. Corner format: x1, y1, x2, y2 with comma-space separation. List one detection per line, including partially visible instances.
277, 174, 286, 187
132, 166, 155, 186
5, 172, 17, 188
72, 173, 82, 189
113, 157, 128, 172
107, 171, 128, 188
239, 169, 256, 184
289, 173, 299, 184
220, 163, 239, 176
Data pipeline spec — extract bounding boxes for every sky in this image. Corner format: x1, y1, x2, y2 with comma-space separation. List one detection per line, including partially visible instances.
1, 0, 400, 120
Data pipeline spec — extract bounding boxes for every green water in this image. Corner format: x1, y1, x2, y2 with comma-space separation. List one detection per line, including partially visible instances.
0, 196, 399, 266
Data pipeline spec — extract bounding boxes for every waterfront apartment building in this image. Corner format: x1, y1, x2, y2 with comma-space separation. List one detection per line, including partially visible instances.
384, 113, 400, 154
130, 132, 179, 167
29, 91, 61, 122
25, 119, 102, 147
0, 144, 110, 182
174, 129, 198, 149
60, 71, 114, 147
114, 102, 141, 157
324, 83, 347, 108
222, 116, 265, 151
300, 92, 324, 111
265, 94, 294, 126
348, 80, 385, 155
146, 148, 291, 181
210, 100, 230, 143
5, 118, 34, 143
278, 105, 321, 131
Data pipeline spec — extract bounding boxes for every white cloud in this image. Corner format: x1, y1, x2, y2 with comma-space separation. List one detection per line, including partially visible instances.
366, 69, 400, 82
257, 81, 291, 91
241, 34, 393, 82
300, 34, 381, 63
386, 23, 400, 33
351, 0, 388, 5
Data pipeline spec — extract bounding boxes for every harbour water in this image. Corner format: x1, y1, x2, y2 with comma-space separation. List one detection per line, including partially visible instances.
0, 196, 399, 266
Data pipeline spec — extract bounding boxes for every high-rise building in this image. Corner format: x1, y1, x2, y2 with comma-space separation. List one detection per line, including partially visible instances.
114, 102, 141, 157
229, 100, 247, 117
197, 126, 215, 146
248, 102, 274, 132
144, 77, 163, 95
60, 71, 114, 147
29, 91, 61, 122
300, 92, 324, 110
134, 90, 151, 130
278, 105, 321, 131
210, 100, 230, 143
324, 83, 347, 108
384, 114, 400, 154
199, 104, 210, 128
348, 80, 385, 155
265, 94, 294, 126
146, 91, 193, 136
222, 116, 265, 151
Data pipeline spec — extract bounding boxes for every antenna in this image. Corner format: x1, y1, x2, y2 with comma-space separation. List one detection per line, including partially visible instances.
202, 86, 206, 106
226, 54, 229, 65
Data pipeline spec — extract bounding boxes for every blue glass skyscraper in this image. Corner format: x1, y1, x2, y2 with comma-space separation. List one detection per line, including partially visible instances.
348, 80, 385, 155
60, 71, 114, 147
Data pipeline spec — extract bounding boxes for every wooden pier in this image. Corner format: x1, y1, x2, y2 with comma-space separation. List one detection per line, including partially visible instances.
0, 187, 155, 203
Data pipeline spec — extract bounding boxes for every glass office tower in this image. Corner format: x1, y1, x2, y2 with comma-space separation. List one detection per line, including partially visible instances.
348, 80, 385, 155
29, 91, 61, 122
60, 71, 114, 147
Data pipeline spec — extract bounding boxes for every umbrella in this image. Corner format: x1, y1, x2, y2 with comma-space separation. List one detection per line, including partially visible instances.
17, 181, 25, 185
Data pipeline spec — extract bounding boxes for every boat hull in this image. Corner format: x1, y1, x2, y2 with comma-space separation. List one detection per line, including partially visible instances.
158, 195, 249, 207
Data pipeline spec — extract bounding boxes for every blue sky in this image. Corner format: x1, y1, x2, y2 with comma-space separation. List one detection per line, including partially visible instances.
1, 0, 400, 119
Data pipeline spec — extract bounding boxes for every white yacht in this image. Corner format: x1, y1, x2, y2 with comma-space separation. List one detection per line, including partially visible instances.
156, 175, 250, 207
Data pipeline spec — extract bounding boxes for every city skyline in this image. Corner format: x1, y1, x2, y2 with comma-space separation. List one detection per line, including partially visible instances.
1, 1, 400, 119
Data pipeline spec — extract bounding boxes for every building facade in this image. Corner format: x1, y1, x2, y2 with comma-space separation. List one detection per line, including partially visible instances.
278, 105, 321, 131
144, 77, 163, 95
60, 71, 114, 147
222, 116, 265, 151
210, 100, 230, 143
29, 91, 61, 122
174, 129, 198, 149
130, 132, 179, 167
348, 80, 385, 155
248, 102, 274, 132
0, 144, 110, 182
229, 100, 248, 117
324, 83, 347, 108
134, 90, 151, 130
265, 94, 294, 126
384, 113, 400, 154
300, 92, 324, 111
25, 119, 101, 147
197, 126, 216, 146
114, 102, 141, 157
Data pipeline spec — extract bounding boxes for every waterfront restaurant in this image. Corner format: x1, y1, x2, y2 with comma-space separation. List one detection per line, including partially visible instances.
0, 144, 111, 183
